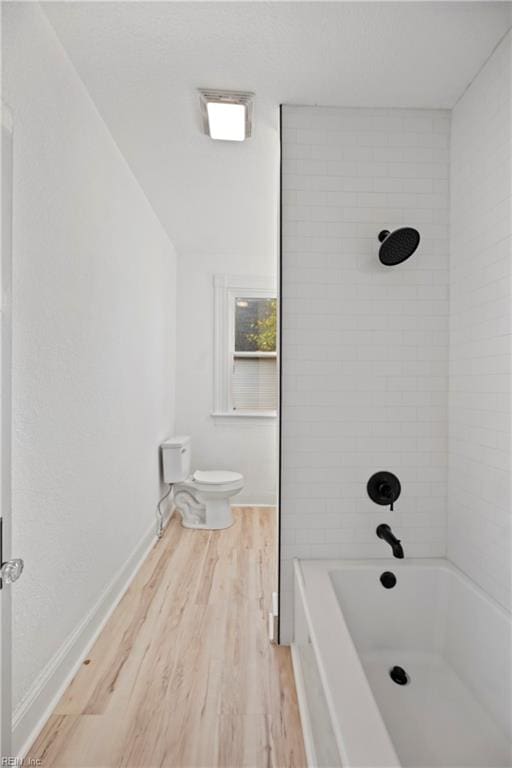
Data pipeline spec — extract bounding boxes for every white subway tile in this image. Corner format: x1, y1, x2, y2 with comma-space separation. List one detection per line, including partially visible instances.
280, 83, 509, 641
448, 33, 511, 614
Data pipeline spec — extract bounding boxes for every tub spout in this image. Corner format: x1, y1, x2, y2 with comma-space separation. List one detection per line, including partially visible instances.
376, 523, 404, 559
392, 541, 404, 559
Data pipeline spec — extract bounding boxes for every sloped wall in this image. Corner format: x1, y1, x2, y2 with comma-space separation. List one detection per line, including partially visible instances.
3, 2, 178, 749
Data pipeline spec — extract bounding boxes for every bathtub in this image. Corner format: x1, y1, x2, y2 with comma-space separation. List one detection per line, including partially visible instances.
292, 558, 512, 768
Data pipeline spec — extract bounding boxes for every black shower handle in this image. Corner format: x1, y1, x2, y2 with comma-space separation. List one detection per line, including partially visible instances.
367, 472, 401, 511
378, 481, 394, 509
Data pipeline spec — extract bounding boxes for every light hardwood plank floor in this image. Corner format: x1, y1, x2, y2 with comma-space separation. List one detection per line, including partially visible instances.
27, 508, 306, 768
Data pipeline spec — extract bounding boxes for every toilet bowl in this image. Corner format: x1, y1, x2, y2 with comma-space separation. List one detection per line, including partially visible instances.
174, 470, 244, 529
160, 437, 244, 530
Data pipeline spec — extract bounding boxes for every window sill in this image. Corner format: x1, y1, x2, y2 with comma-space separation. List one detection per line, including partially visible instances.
211, 411, 277, 422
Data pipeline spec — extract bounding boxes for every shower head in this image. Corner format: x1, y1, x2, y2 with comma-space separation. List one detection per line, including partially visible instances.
378, 227, 420, 266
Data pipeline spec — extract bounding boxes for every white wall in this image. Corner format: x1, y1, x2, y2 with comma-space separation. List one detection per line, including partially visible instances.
2, 2, 177, 750
447, 31, 511, 612
280, 106, 450, 640
174, 122, 280, 505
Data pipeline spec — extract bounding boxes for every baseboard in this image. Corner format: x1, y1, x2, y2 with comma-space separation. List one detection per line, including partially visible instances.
234, 502, 277, 509
13, 516, 162, 758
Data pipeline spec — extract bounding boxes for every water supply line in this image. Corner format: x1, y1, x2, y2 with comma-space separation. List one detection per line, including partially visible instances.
156, 483, 173, 538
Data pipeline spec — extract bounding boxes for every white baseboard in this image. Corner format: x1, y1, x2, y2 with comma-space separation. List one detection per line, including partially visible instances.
13, 518, 161, 758
234, 503, 277, 509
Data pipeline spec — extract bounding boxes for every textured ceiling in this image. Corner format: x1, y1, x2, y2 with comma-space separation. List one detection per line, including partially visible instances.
42, 1, 512, 251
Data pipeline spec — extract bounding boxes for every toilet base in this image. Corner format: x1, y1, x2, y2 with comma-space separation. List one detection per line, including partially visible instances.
174, 488, 235, 530
180, 512, 235, 531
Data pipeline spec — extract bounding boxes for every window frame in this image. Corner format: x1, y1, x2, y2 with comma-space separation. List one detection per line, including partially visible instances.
213, 274, 277, 420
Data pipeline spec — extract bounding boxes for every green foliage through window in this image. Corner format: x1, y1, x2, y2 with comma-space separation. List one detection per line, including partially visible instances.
235, 298, 277, 352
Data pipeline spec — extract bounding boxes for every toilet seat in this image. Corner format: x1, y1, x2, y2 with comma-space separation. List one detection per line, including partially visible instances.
193, 470, 243, 486
187, 471, 243, 494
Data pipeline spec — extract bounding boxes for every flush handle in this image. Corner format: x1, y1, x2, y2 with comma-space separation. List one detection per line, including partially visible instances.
1, 558, 24, 586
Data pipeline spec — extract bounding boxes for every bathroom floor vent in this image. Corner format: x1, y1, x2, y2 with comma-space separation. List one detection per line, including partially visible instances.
268, 591, 279, 644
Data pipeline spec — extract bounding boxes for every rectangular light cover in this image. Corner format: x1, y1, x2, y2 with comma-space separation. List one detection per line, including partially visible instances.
199, 90, 254, 142
206, 102, 246, 142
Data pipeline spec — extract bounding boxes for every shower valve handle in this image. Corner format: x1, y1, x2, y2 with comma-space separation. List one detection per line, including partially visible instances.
378, 482, 394, 510
367, 472, 401, 511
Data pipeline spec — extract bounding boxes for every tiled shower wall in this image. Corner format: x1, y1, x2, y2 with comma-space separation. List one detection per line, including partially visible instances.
448, 32, 511, 612
280, 106, 450, 641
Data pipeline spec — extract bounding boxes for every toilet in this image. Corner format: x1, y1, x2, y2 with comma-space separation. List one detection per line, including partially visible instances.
161, 436, 243, 530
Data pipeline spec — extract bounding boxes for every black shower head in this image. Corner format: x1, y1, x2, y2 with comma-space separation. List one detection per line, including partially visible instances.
378, 227, 420, 266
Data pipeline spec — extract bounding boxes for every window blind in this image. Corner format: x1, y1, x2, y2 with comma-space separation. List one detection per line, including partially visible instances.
232, 355, 277, 412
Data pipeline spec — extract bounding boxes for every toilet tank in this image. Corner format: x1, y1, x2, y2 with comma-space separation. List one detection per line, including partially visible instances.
161, 436, 191, 483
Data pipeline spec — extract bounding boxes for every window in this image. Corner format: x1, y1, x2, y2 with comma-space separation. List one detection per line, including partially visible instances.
213, 275, 277, 418
233, 297, 277, 411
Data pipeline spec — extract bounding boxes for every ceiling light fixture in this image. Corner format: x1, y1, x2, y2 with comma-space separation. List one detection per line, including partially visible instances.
199, 89, 254, 142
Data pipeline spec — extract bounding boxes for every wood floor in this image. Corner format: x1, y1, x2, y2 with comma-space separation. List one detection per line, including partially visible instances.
28, 508, 306, 768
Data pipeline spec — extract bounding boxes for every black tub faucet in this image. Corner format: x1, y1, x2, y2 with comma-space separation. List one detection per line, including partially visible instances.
376, 524, 404, 559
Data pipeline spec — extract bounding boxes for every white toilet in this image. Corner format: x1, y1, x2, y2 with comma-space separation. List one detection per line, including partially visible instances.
161, 436, 243, 530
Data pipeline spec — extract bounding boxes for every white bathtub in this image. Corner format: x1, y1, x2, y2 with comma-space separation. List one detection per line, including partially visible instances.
292, 558, 512, 768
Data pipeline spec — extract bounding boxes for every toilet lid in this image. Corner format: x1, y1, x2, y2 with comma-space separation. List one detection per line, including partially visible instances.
193, 470, 243, 485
